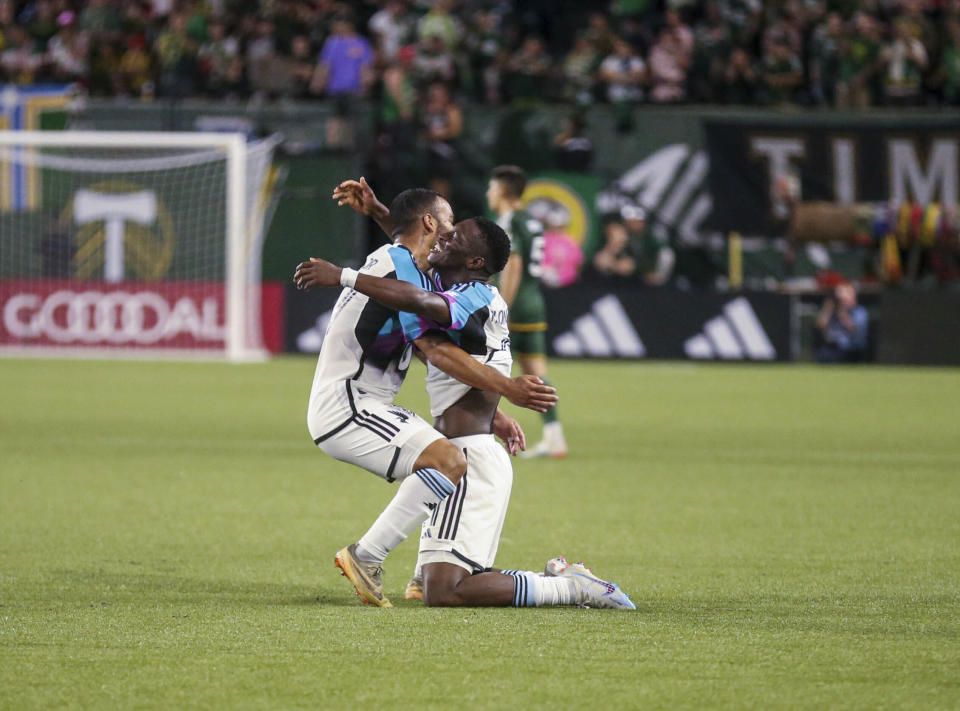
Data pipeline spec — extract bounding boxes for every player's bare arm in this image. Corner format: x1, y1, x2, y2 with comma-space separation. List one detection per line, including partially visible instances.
294, 257, 452, 326
331, 177, 393, 235
414, 331, 557, 413
498, 253, 523, 308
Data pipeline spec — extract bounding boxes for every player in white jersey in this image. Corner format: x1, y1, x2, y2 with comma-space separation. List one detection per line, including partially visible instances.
296, 188, 556, 608
297, 215, 636, 610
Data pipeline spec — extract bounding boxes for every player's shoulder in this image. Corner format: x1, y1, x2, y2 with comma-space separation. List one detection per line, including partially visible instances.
381, 244, 432, 288
445, 280, 498, 306
358, 243, 401, 275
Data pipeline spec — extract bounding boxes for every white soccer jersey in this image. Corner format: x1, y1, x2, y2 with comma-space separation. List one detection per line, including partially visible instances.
309, 243, 434, 404
415, 281, 513, 418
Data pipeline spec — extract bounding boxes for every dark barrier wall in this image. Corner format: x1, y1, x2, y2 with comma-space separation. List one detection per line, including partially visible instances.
283, 280, 793, 362
544, 282, 792, 361
877, 292, 960, 366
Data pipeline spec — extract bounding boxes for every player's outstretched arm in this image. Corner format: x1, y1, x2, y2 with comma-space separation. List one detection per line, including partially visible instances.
331, 177, 393, 236
294, 258, 452, 326
414, 332, 558, 413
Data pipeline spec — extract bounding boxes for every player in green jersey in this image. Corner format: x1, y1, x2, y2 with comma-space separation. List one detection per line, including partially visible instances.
486, 165, 568, 458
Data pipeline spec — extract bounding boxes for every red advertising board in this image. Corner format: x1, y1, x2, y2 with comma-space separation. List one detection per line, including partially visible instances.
0, 279, 226, 351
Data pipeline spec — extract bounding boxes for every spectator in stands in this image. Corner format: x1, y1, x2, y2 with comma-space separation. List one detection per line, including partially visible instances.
118, 35, 153, 98
23, 0, 59, 52
310, 14, 374, 98
648, 23, 690, 104
246, 16, 277, 97
412, 32, 456, 87
421, 81, 463, 196
155, 11, 198, 97
553, 112, 594, 172
815, 283, 869, 363
0, 24, 45, 84
368, 0, 414, 64
197, 18, 242, 98
835, 12, 882, 109
287, 34, 318, 100
584, 12, 617, 57
720, 46, 760, 104
504, 35, 553, 102
378, 44, 417, 130
663, 8, 694, 60
760, 34, 803, 105
561, 34, 599, 105
935, 16, 960, 105
809, 12, 843, 106
880, 17, 928, 106
417, 0, 461, 52
599, 37, 646, 131
47, 12, 89, 84
690, 1, 732, 103
464, 9, 503, 104
720, 47, 760, 105
594, 204, 675, 285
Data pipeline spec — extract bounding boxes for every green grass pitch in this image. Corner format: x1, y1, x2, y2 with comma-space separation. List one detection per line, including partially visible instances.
1, 357, 958, 710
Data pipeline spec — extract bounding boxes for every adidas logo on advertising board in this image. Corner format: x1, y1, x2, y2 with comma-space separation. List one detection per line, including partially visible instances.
684, 297, 775, 360
552, 295, 646, 358
296, 310, 333, 352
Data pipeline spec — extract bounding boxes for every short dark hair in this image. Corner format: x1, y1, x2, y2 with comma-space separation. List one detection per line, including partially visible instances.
491, 165, 527, 199
471, 217, 511, 275
389, 188, 444, 235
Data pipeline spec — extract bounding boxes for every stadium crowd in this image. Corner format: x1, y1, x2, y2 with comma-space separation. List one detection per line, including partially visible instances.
2, 0, 960, 110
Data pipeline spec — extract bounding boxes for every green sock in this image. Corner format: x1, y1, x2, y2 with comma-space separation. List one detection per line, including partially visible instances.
540, 378, 558, 424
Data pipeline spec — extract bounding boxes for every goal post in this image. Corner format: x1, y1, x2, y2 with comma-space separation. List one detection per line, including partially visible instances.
0, 130, 282, 361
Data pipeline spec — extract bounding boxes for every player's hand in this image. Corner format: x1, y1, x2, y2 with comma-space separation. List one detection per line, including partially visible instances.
504, 375, 558, 413
294, 258, 341, 290
493, 410, 525, 457
332, 176, 385, 218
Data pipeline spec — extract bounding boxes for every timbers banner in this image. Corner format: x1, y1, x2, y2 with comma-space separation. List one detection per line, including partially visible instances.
704, 116, 960, 234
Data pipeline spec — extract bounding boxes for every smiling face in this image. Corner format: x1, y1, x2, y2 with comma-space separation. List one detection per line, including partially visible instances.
427, 219, 484, 273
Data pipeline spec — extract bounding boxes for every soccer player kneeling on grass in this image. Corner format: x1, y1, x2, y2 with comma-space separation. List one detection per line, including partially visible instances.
295, 189, 557, 609
297, 215, 635, 610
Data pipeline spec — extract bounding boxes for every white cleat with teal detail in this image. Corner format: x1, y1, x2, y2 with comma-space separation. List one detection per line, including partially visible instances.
545, 556, 637, 610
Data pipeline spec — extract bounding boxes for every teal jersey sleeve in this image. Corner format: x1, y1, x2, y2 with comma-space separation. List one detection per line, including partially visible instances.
386, 246, 436, 342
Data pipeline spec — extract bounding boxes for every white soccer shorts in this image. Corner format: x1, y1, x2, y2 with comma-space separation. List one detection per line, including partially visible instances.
417, 433, 514, 573
308, 380, 444, 481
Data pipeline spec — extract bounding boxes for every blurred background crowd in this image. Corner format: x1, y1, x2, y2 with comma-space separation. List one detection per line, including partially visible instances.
3, 0, 960, 110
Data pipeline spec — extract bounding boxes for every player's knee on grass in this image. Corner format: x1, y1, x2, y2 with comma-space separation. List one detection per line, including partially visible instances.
413, 439, 467, 484
421, 563, 470, 607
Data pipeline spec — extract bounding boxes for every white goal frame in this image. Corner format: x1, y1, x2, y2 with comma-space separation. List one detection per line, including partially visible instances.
0, 130, 270, 362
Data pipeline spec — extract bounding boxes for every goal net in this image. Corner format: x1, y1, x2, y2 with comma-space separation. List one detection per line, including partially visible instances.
0, 131, 282, 361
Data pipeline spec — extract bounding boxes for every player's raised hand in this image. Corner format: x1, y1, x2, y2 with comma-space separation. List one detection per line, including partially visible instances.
505, 375, 558, 413
294, 258, 341, 290
332, 176, 384, 217
493, 410, 526, 457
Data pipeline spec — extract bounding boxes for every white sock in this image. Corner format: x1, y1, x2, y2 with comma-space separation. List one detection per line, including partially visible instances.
543, 421, 565, 444
505, 571, 578, 607
356, 468, 456, 565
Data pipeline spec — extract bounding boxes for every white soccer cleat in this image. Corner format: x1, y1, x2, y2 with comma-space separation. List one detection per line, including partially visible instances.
544, 556, 636, 610
519, 438, 568, 459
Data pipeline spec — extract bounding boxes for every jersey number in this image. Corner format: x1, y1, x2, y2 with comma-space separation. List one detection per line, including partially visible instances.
528, 234, 546, 279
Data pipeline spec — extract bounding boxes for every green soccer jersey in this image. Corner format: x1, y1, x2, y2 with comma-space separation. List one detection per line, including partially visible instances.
496, 209, 547, 328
